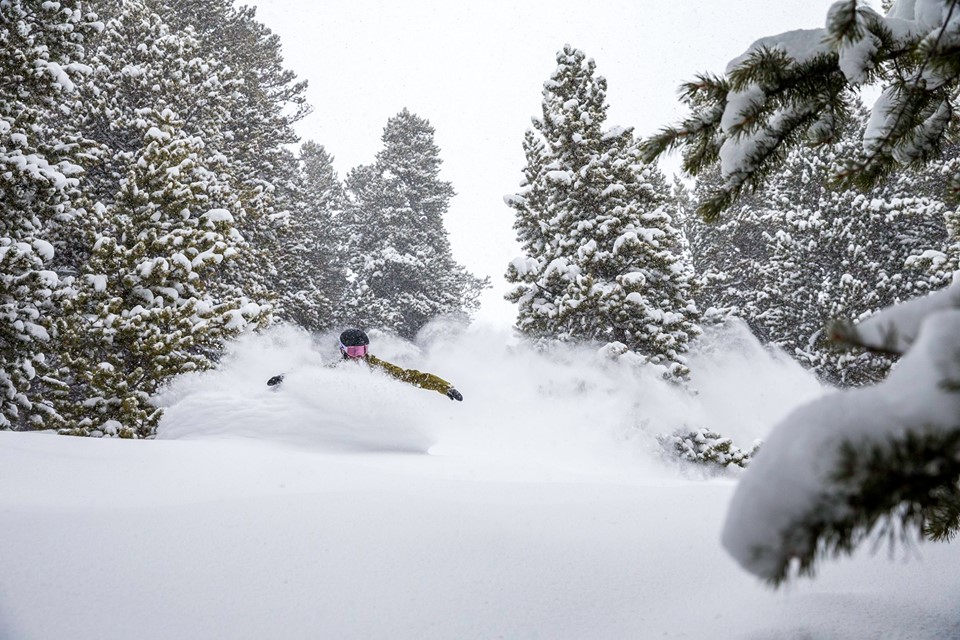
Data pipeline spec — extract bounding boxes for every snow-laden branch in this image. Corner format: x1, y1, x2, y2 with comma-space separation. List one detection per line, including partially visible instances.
642, 0, 960, 218
722, 282, 960, 584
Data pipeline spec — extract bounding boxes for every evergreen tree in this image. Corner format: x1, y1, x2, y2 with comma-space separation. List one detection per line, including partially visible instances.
341, 109, 487, 339
57, 112, 264, 437
78, 0, 260, 232
140, 0, 310, 156
1, 0, 306, 434
135, 0, 311, 315
506, 45, 701, 378
0, 1, 98, 429
273, 141, 347, 332
42, 1, 271, 435
83, 0, 309, 318
688, 108, 950, 386
88, 0, 309, 169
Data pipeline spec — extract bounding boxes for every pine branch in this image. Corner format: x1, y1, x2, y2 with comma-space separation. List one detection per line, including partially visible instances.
727, 47, 795, 92
696, 51, 849, 220
839, 1, 960, 187
825, 0, 874, 48
924, 488, 960, 542
646, 1, 960, 216
639, 74, 728, 167
698, 105, 824, 222
838, 84, 953, 189
760, 427, 960, 586
827, 318, 905, 356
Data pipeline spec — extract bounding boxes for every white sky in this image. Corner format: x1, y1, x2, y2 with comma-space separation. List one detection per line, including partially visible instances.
249, 0, 839, 325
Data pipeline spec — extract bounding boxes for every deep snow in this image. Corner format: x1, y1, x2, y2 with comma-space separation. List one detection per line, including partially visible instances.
2, 321, 959, 640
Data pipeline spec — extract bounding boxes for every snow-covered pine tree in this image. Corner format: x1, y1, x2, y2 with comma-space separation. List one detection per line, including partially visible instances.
80, 2, 238, 206
682, 167, 770, 329
0, 0, 99, 430
88, 0, 310, 174
670, 176, 729, 330
340, 109, 488, 339
506, 45, 701, 378
135, 0, 311, 315
57, 111, 265, 438
82, 0, 306, 319
140, 0, 311, 150
273, 141, 347, 332
641, 0, 960, 585
898, 141, 960, 283
688, 107, 950, 386
41, 0, 271, 436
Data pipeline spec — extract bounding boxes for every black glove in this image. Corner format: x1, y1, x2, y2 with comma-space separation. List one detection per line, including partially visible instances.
267, 374, 284, 387
446, 387, 463, 402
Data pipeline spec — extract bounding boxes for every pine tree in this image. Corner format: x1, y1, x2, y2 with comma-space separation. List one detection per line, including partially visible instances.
141, 0, 311, 154
79, 2, 239, 205
506, 45, 701, 378
688, 107, 950, 386
341, 109, 488, 339
83, 0, 309, 319
40, 0, 271, 436
0, 1, 99, 429
136, 0, 311, 315
273, 141, 347, 332
57, 112, 263, 437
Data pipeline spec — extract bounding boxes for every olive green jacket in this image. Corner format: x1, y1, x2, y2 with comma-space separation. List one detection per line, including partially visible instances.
365, 355, 453, 396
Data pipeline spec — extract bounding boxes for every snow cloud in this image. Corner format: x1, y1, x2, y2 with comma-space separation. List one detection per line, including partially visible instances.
157, 319, 824, 477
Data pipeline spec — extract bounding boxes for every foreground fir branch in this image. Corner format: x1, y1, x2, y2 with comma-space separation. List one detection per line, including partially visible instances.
762, 427, 960, 585
642, 0, 960, 219
723, 281, 960, 586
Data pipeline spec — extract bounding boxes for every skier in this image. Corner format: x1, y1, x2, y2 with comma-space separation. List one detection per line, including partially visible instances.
267, 328, 463, 401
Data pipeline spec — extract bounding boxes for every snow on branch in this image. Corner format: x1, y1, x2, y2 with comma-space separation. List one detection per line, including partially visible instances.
831, 279, 960, 354
642, 0, 960, 218
723, 288, 960, 585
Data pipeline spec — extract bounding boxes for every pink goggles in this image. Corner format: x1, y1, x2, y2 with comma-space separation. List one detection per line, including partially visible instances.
340, 343, 368, 358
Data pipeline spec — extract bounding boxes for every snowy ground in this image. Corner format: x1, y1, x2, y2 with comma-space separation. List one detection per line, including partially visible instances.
2, 322, 959, 640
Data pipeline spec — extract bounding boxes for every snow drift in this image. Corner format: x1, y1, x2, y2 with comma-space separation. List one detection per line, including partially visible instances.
4, 319, 960, 640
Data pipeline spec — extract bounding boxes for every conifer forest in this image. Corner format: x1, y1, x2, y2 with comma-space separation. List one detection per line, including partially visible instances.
5, 0, 960, 607
2, 0, 486, 437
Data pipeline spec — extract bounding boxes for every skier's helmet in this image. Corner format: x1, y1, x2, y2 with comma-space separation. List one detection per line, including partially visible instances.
339, 328, 370, 358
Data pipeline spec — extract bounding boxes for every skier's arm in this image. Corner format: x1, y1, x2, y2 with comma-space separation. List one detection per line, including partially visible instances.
367, 355, 462, 400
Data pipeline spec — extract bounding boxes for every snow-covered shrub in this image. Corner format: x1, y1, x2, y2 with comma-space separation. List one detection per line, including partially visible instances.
658, 428, 759, 470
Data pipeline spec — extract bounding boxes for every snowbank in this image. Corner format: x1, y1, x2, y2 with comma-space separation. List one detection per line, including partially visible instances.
4, 320, 958, 639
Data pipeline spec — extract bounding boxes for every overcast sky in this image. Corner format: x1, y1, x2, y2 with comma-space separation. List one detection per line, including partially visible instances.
250, 0, 838, 325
